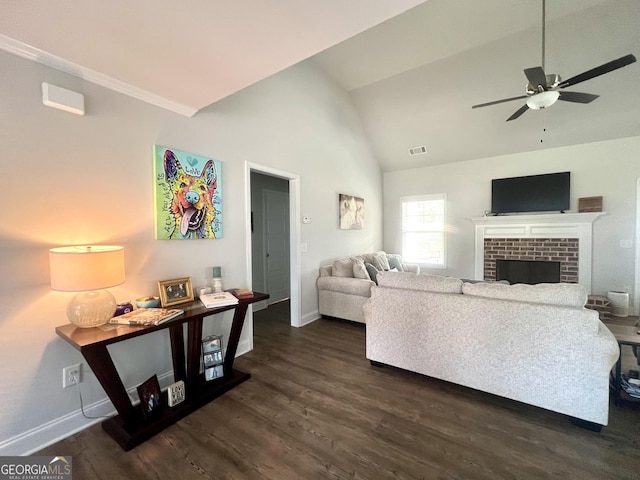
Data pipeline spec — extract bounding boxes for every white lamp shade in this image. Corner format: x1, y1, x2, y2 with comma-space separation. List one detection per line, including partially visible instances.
526, 90, 560, 110
49, 245, 125, 291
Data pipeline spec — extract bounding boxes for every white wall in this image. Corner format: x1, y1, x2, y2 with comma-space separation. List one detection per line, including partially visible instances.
384, 136, 640, 300
0, 50, 382, 454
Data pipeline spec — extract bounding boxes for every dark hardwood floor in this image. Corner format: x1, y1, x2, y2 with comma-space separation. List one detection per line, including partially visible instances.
39, 301, 640, 479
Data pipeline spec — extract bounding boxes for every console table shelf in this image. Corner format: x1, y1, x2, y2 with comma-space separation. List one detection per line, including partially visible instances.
56, 292, 268, 451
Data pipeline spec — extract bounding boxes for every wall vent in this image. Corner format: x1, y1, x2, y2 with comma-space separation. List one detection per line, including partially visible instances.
408, 145, 427, 156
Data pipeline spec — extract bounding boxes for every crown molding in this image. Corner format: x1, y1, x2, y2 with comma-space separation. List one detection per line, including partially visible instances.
0, 33, 198, 117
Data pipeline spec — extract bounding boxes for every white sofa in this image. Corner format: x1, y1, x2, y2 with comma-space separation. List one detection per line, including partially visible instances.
364, 272, 620, 428
317, 252, 419, 323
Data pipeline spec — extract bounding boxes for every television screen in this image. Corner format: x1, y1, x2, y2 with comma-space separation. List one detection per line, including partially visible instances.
491, 172, 570, 214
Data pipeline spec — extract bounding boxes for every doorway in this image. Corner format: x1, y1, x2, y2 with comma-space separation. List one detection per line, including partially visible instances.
246, 163, 301, 327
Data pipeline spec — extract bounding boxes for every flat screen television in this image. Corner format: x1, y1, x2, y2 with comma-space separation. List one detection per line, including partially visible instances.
491, 171, 570, 214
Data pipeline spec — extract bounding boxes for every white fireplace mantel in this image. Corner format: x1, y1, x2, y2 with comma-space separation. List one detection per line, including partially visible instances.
469, 212, 606, 293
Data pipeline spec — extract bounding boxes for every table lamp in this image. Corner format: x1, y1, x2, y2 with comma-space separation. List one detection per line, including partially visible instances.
49, 245, 125, 328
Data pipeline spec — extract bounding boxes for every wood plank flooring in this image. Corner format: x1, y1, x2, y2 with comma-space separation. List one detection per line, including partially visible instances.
39, 302, 640, 479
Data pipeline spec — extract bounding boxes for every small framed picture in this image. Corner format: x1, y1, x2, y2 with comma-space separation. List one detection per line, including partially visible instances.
158, 277, 194, 307
202, 335, 224, 381
137, 374, 163, 420
205, 365, 224, 381
202, 335, 222, 353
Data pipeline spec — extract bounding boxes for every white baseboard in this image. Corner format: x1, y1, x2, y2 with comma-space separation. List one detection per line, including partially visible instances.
3, 338, 255, 455
300, 310, 320, 327
0, 371, 175, 456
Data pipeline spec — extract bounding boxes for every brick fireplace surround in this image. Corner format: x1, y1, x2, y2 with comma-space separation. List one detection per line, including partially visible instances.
470, 212, 604, 293
483, 238, 579, 283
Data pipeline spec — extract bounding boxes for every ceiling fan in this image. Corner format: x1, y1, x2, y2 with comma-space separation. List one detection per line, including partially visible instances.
472, 0, 636, 121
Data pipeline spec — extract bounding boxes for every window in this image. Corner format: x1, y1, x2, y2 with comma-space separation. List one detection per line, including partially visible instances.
401, 194, 446, 268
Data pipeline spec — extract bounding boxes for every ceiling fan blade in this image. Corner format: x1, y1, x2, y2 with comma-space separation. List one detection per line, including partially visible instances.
558, 54, 636, 88
472, 95, 528, 109
524, 67, 547, 89
506, 104, 529, 121
558, 91, 599, 104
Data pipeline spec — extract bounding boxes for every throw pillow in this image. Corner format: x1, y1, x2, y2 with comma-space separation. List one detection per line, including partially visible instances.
387, 255, 404, 272
332, 258, 354, 278
365, 263, 380, 284
353, 258, 371, 280
372, 252, 390, 271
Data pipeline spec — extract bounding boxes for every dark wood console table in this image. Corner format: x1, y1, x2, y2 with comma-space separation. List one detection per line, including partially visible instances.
606, 323, 640, 406
56, 292, 268, 451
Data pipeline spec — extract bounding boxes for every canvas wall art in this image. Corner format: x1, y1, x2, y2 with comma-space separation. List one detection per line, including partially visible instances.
153, 145, 222, 239
339, 194, 364, 230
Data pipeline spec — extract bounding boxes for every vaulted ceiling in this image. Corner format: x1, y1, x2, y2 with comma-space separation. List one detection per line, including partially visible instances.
2, 0, 639, 171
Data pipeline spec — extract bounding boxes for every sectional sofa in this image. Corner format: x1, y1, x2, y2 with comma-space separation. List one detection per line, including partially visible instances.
317, 252, 419, 323
364, 271, 620, 428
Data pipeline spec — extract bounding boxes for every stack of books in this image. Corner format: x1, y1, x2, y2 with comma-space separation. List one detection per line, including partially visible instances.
199, 291, 239, 308
231, 288, 254, 299
622, 376, 640, 398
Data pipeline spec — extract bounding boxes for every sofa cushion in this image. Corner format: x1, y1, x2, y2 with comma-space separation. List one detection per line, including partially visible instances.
365, 263, 380, 284
461, 282, 587, 308
332, 258, 354, 278
387, 255, 404, 272
317, 275, 374, 296
353, 258, 371, 280
372, 252, 390, 271
377, 272, 463, 294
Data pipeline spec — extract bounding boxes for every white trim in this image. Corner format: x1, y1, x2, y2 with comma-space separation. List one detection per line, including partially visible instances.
469, 212, 605, 293
246, 162, 302, 328
635, 178, 640, 315
1, 322, 255, 455
300, 310, 320, 327
0, 368, 175, 455
0, 34, 198, 117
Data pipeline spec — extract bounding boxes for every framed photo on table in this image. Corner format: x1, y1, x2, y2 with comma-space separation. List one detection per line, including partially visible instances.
137, 374, 163, 420
158, 277, 194, 307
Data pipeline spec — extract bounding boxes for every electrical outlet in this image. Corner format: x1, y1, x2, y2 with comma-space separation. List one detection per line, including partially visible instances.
63, 363, 81, 389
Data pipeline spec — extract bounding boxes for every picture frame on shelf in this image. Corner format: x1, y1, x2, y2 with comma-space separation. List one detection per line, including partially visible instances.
158, 277, 194, 307
137, 374, 163, 420
202, 335, 222, 353
202, 335, 224, 381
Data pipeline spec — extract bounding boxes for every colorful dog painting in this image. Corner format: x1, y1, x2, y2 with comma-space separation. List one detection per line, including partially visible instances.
153, 146, 222, 239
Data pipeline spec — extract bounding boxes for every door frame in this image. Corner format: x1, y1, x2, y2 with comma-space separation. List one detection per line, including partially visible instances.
635, 177, 640, 315
245, 161, 301, 327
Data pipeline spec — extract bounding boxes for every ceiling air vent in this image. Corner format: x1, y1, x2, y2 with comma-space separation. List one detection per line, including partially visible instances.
408, 145, 427, 156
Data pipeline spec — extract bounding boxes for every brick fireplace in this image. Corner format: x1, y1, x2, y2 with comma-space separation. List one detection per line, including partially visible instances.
470, 212, 604, 292
484, 238, 579, 283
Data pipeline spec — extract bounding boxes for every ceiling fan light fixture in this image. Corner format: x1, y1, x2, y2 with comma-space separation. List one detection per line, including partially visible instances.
526, 90, 560, 110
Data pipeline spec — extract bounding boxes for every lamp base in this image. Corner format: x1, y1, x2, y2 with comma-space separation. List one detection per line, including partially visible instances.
67, 290, 117, 328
